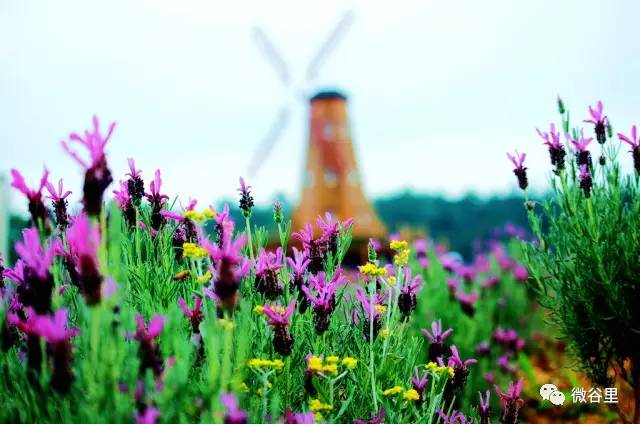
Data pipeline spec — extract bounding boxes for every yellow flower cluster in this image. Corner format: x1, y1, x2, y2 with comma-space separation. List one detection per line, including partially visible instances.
182, 243, 208, 259
256, 381, 273, 397
253, 305, 264, 314
388, 276, 396, 285
390, 240, 408, 251
375, 304, 387, 314
196, 271, 212, 284
183, 208, 216, 222
359, 263, 387, 277
309, 399, 333, 413
425, 361, 455, 378
383, 385, 404, 397
390, 240, 410, 266
218, 319, 235, 330
247, 358, 285, 370
403, 389, 420, 401
308, 355, 358, 374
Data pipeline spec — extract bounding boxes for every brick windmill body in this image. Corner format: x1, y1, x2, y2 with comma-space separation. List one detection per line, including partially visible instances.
249, 12, 386, 258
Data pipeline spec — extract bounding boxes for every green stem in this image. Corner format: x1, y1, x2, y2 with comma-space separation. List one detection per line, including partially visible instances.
369, 277, 378, 411
245, 216, 255, 260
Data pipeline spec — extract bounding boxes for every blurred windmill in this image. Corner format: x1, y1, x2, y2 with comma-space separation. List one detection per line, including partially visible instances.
250, 10, 386, 254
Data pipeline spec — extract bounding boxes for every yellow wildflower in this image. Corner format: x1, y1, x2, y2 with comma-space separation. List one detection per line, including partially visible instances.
309, 399, 333, 413
383, 386, 404, 397
196, 271, 212, 284
218, 318, 234, 330
388, 276, 396, 285
307, 355, 324, 373
182, 242, 208, 259
322, 364, 338, 375
247, 358, 284, 370
390, 240, 408, 251
341, 357, 358, 369
184, 210, 205, 222
256, 381, 273, 397
238, 382, 249, 393
403, 389, 420, 401
380, 328, 390, 339
359, 263, 387, 277
326, 355, 339, 364
425, 362, 438, 372
393, 248, 410, 266
375, 304, 387, 314
445, 366, 455, 378
203, 207, 216, 219
253, 305, 264, 314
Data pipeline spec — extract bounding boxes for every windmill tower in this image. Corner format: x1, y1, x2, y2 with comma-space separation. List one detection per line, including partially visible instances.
250, 11, 386, 245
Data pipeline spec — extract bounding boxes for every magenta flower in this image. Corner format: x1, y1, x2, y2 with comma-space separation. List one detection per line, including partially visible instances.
512, 264, 529, 282
537, 123, 566, 171
62, 115, 115, 216
355, 285, 389, 341
237, 177, 254, 218
447, 278, 460, 299
113, 180, 136, 228
456, 290, 479, 317
316, 212, 353, 255
134, 408, 160, 424
398, 268, 423, 317
283, 410, 315, 424
494, 379, 525, 424
293, 223, 329, 274
178, 296, 203, 334
437, 410, 473, 424
200, 226, 250, 310
414, 238, 430, 268
492, 244, 513, 272
568, 129, 593, 168
125, 158, 145, 205
497, 354, 517, 375
11, 168, 50, 227
618, 125, 640, 172
263, 299, 296, 356
480, 275, 500, 289
579, 164, 593, 198
411, 367, 429, 403
455, 264, 476, 282
128, 314, 166, 377
475, 341, 490, 357
478, 390, 491, 424
255, 247, 284, 299
301, 271, 346, 334
354, 407, 385, 424
422, 319, 454, 362
506, 150, 528, 190
66, 213, 103, 305
583, 101, 608, 144
145, 169, 169, 231
439, 345, 477, 393
220, 393, 247, 424
45, 178, 72, 230
14, 228, 61, 314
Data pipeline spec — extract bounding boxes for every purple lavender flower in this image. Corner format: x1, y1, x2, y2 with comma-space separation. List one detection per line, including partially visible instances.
475, 342, 490, 357
45, 178, 72, 230
439, 345, 477, 394
569, 129, 593, 168
283, 410, 315, 424
398, 268, 423, 317
354, 407, 385, 424
255, 247, 284, 299
113, 180, 136, 228
286, 247, 311, 312
145, 169, 169, 231
8, 308, 43, 373
437, 409, 473, 424
355, 285, 389, 341
579, 164, 593, 198
237, 177, 254, 218
11, 168, 50, 228
618, 125, 640, 173
316, 212, 353, 256
14, 228, 61, 314
134, 407, 160, 424
66, 213, 103, 305
512, 264, 529, 282
126, 158, 145, 206
200, 227, 250, 310
62, 115, 115, 216
128, 314, 166, 377
480, 275, 500, 289
293, 223, 328, 275
536, 123, 566, 171
162, 199, 199, 257
263, 299, 296, 356
492, 244, 513, 272
495, 379, 525, 424
583, 101, 608, 144
178, 296, 203, 334
455, 290, 479, 317
478, 390, 491, 424
497, 354, 517, 375
411, 367, 429, 404
422, 320, 454, 362
507, 150, 528, 190
32, 308, 79, 393
447, 278, 460, 300
414, 238, 430, 268
220, 393, 248, 424
301, 271, 346, 334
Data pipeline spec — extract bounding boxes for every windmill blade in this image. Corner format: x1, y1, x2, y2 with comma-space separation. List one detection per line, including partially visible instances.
305, 10, 356, 82
248, 106, 291, 176
251, 27, 293, 87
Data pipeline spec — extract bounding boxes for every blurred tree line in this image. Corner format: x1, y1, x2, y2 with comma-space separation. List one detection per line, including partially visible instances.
6, 192, 529, 264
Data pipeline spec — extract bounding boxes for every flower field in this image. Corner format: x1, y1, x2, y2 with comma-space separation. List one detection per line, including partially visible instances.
1, 98, 639, 423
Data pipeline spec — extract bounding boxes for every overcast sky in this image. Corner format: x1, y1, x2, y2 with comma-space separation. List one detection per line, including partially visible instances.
2, 0, 640, 211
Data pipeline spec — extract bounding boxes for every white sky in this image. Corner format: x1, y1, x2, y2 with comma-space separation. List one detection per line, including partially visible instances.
2, 0, 640, 210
